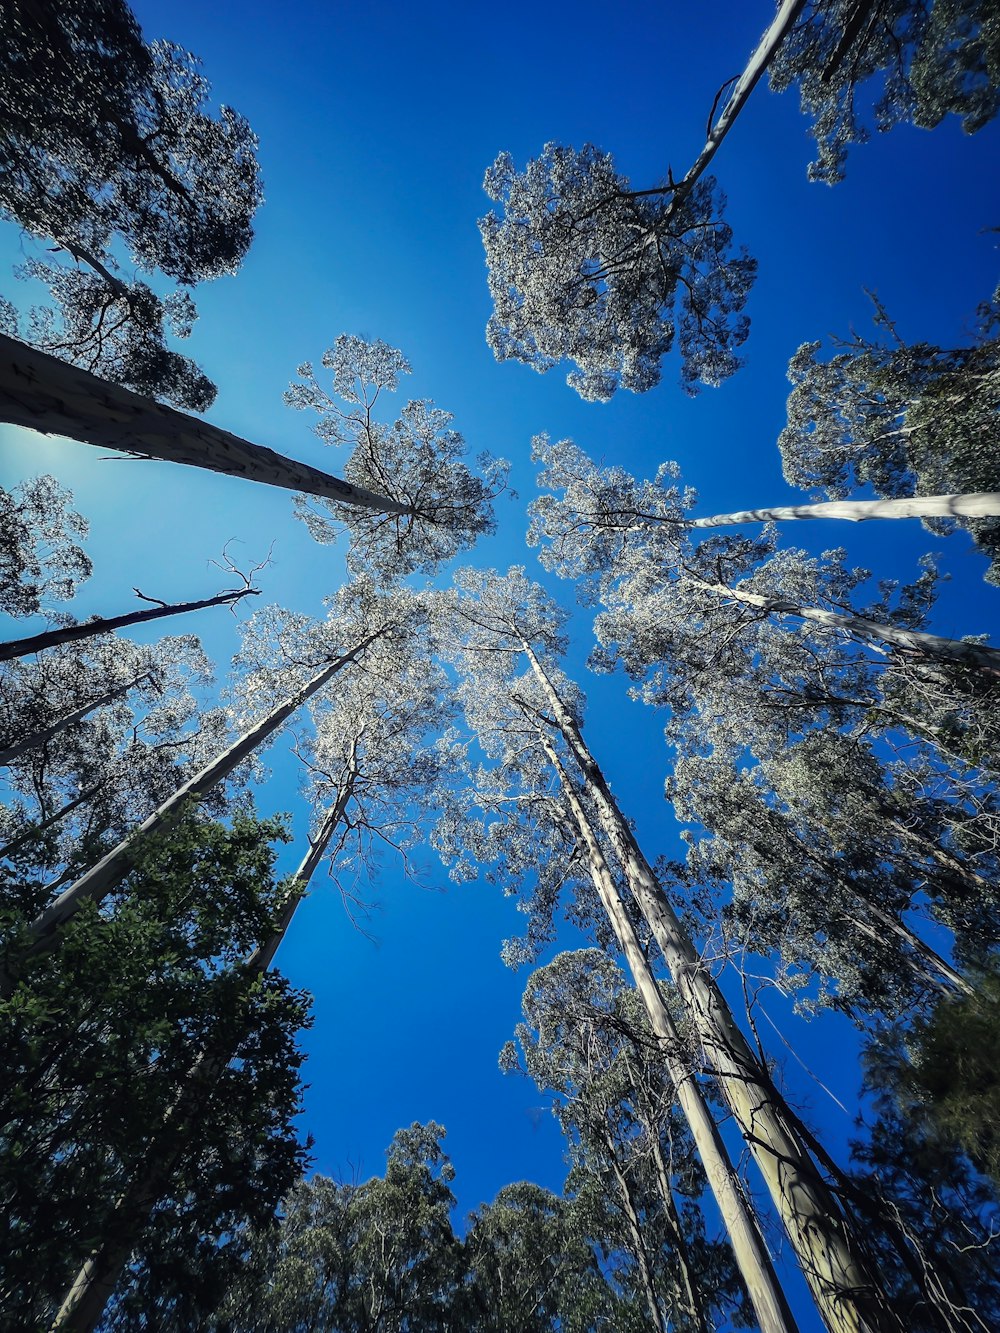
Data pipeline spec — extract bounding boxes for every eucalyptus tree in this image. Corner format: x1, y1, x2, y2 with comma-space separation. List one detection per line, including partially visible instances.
529, 437, 1000, 695
441, 567, 908, 1333
505, 949, 749, 1333
0, 475, 91, 620
0, 333, 506, 580
478, 3, 810, 399
0, 582, 412, 996
0, 581, 258, 664
779, 297, 1000, 581
845, 1019, 1000, 1331
284, 333, 508, 581
767, 1, 1000, 184
1, 0, 263, 408
463, 1181, 623, 1332
214, 1123, 465, 1333
0, 632, 225, 875
669, 739, 983, 1020
0, 809, 309, 1331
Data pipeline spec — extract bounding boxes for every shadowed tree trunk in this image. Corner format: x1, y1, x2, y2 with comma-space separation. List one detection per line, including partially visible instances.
48, 799, 347, 1332
0, 587, 258, 663
0, 334, 416, 516
0, 678, 146, 765
0, 785, 102, 861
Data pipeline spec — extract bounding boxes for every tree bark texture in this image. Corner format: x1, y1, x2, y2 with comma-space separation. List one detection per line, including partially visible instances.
0, 333, 413, 515
688, 493, 1000, 528
525, 645, 898, 1333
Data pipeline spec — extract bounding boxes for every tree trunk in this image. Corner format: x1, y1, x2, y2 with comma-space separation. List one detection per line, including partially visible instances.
628, 1060, 711, 1333
1, 635, 383, 998
0, 678, 144, 764
687, 493, 1000, 529
524, 645, 897, 1333
0, 784, 102, 861
692, 576, 1000, 676
0, 587, 257, 663
605, 1148, 669, 1333
535, 729, 798, 1333
49, 802, 348, 1332
668, 0, 807, 214
0, 333, 415, 516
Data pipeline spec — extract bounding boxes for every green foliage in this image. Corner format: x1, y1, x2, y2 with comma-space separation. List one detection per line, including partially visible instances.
0, 808, 310, 1328
769, 1, 1000, 183
0, 0, 262, 407
780, 296, 1000, 581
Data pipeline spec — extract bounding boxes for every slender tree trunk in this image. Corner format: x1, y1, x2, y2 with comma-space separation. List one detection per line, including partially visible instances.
691, 576, 1000, 676
1, 636, 382, 999
534, 728, 798, 1333
525, 645, 898, 1333
0, 587, 258, 663
604, 1148, 669, 1333
0, 677, 145, 764
687, 493, 1000, 529
0, 333, 415, 516
629, 1066, 711, 1333
49, 801, 348, 1332
0, 784, 102, 860
668, 0, 807, 214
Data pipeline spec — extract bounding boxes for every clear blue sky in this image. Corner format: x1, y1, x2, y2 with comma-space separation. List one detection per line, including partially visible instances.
1, 3, 998, 1325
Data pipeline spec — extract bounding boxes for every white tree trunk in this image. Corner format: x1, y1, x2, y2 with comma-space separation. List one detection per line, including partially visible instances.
0, 333, 413, 516
694, 577, 1000, 676
525, 646, 895, 1333
688, 493, 1000, 528
1, 635, 382, 998
537, 729, 799, 1333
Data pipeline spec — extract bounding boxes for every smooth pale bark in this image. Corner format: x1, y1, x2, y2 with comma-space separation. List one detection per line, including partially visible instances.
0, 784, 102, 861
525, 646, 895, 1333
1, 635, 382, 998
535, 729, 798, 1333
692, 576, 1000, 676
0, 333, 414, 515
0, 678, 144, 765
669, 0, 807, 211
688, 493, 1000, 528
49, 800, 348, 1332
0, 588, 257, 663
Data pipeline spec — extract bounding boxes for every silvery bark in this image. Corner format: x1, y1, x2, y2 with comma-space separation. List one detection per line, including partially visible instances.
0, 678, 141, 765
688, 492, 1000, 528
537, 728, 798, 1333
525, 645, 895, 1333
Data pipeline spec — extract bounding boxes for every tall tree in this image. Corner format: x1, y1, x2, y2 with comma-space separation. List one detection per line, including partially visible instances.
0, 333, 506, 579
0, 0, 263, 407
0, 583, 411, 994
0, 475, 91, 620
506, 948, 752, 1333
478, 2, 809, 399
779, 296, 1000, 582
0, 809, 310, 1330
767, 1, 1000, 183
441, 568, 913, 1333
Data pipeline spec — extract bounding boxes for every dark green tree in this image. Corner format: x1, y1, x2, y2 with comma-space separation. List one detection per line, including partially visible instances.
0, 0, 262, 407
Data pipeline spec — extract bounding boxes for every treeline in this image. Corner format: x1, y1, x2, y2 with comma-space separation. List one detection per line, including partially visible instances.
1, 2, 999, 1332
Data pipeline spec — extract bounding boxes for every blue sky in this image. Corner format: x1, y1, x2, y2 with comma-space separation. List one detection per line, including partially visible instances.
1, 2, 999, 1323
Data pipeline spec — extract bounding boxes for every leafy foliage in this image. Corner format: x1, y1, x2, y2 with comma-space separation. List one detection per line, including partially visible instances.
480, 145, 756, 400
